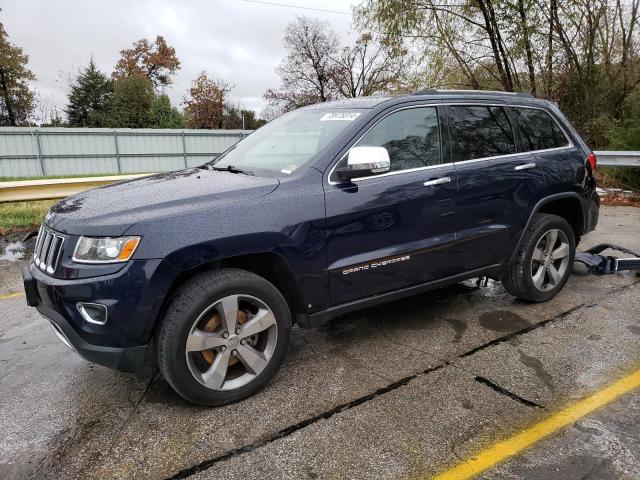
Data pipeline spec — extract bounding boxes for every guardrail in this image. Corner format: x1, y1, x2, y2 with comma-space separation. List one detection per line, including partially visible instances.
0, 174, 150, 203
594, 151, 640, 167
1, 150, 638, 203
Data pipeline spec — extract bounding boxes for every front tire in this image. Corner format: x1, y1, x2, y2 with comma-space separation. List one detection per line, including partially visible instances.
502, 214, 576, 302
156, 268, 291, 406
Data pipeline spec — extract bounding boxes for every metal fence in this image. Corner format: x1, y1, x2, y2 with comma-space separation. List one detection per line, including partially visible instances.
0, 127, 252, 178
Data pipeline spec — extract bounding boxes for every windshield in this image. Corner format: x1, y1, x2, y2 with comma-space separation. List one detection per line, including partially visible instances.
211, 108, 366, 175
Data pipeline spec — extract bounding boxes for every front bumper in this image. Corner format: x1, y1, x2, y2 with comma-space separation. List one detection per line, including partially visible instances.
22, 258, 173, 372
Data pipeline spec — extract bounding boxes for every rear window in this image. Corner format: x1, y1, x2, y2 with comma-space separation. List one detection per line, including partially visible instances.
510, 107, 569, 151
449, 106, 515, 161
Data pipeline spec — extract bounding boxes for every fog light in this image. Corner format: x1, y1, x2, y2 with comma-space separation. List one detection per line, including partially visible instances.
76, 302, 108, 325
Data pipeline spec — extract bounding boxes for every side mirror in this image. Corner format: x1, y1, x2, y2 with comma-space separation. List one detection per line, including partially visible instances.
336, 146, 391, 182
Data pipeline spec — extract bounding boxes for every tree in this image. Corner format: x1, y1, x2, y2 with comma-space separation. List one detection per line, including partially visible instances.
221, 104, 267, 129
48, 110, 65, 127
356, 0, 640, 147
113, 35, 180, 89
265, 16, 339, 113
148, 94, 185, 128
239, 109, 267, 129
106, 73, 155, 128
0, 19, 35, 126
65, 59, 114, 127
183, 72, 232, 129
332, 33, 409, 98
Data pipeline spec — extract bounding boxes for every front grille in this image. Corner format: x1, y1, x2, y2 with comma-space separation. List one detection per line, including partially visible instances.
33, 226, 65, 275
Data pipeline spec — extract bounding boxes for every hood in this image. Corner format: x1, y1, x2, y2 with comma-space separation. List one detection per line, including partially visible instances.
45, 168, 279, 236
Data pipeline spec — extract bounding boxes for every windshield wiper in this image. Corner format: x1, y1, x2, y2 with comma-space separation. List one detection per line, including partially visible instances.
210, 165, 255, 176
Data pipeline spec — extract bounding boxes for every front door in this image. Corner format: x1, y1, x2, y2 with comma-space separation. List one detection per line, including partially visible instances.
324, 106, 458, 305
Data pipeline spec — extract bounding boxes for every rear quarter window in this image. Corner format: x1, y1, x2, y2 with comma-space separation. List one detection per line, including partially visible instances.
449, 106, 515, 161
510, 107, 569, 151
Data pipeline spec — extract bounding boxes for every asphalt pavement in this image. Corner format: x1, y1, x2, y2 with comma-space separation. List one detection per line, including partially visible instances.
1, 205, 639, 480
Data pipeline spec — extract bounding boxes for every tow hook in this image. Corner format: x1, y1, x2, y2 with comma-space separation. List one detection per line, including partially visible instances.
574, 244, 640, 275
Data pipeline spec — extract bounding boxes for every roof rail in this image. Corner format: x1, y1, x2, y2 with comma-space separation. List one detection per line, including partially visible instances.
411, 88, 533, 98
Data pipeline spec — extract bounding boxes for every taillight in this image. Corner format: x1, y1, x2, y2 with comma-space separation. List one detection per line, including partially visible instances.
586, 153, 597, 170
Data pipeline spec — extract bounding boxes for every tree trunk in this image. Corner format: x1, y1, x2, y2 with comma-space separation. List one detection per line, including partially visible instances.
518, 0, 537, 95
0, 69, 16, 126
476, 0, 513, 91
545, 0, 555, 97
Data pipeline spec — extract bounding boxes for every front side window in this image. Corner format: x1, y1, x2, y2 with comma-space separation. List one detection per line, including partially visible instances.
510, 107, 569, 152
449, 106, 515, 161
357, 107, 441, 172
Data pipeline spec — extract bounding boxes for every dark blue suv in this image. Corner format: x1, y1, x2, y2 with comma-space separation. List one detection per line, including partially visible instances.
22, 90, 599, 405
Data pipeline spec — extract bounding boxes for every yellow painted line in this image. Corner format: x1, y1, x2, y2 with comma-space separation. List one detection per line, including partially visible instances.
0, 291, 24, 300
432, 367, 640, 480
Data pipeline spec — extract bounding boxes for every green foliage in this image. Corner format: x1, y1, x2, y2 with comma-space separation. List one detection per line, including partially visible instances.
65, 59, 114, 127
607, 89, 640, 151
148, 94, 185, 128
106, 74, 155, 128
241, 109, 267, 129
222, 104, 267, 129
601, 89, 640, 190
0, 20, 35, 126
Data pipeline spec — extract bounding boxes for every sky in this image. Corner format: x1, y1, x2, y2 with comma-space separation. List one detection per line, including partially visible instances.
1, 0, 359, 121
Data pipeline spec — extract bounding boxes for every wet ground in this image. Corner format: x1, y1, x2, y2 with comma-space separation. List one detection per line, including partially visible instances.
1, 206, 639, 479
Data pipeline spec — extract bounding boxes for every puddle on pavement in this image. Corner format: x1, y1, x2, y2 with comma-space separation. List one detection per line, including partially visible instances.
0, 232, 36, 263
627, 325, 640, 335
0, 242, 26, 261
478, 309, 530, 332
445, 318, 467, 342
518, 350, 555, 390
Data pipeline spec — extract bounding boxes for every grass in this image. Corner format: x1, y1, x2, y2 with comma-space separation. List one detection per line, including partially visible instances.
0, 200, 56, 235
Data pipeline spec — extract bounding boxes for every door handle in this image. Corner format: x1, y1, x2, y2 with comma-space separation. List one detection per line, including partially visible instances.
423, 177, 451, 187
514, 162, 536, 171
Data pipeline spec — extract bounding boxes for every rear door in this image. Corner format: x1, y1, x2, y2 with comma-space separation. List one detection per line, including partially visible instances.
324, 105, 458, 305
447, 104, 547, 272
508, 106, 576, 197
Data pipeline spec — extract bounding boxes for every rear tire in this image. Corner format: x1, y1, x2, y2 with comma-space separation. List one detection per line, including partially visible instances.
156, 268, 291, 406
502, 214, 576, 302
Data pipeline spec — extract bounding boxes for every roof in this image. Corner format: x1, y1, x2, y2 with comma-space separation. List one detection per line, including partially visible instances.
411, 88, 534, 99
304, 96, 393, 110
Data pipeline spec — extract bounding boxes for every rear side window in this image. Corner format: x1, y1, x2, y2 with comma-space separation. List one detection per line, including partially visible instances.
449, 106, 515, 161
358, 107, 441, 172
510, 107, 569, 151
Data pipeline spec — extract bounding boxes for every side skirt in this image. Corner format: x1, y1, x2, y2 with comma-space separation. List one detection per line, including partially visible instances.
295, 264, 503, 328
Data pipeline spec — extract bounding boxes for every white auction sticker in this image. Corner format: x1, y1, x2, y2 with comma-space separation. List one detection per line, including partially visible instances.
320, 112, 361, 122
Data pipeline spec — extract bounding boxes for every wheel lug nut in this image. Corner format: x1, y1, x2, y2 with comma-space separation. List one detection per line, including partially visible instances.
221, 346, 226, 352
223, 332, 229, 339
232, 349, 237, 356
236, 328, 240, 334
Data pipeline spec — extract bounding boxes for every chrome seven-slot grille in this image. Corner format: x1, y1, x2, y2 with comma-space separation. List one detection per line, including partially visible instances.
33, 226, 65, 275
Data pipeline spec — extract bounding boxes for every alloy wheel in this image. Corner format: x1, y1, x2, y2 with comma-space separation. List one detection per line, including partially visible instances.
530, 228, 571, 292
185, 294, 278, 391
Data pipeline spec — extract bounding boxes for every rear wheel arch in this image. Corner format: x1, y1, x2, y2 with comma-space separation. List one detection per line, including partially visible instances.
504, 193, 585, 277
536, 196, 585, 242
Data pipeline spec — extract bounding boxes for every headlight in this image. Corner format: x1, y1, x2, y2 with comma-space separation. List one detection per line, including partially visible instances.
72, 236, 141, 264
